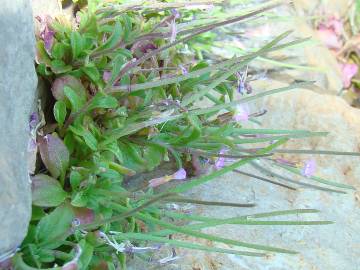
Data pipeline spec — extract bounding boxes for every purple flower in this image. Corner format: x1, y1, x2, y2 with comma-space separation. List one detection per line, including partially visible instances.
170, 20, 177, 43
169, 9, 180, 43
103, 71, 112, 82
172, 168, 187, 180
29, 112, 40, 131
36, 15, 55, 54
148, 168, 187, 188
148, 176, 171, 188
179, 64, 188, 75
214, 149, 226, 170
301, 159, 316, 178
340, 63, 358, 88
233, 104, 250, 123
171, 9, 181, 19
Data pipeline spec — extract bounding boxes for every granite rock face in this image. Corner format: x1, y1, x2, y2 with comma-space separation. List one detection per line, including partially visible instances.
172, 89, 360, 270
0, 0, 37, 256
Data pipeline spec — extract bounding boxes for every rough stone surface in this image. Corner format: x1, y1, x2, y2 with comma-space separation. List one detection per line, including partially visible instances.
146, 89, 360, 270
0, 0, 37, 255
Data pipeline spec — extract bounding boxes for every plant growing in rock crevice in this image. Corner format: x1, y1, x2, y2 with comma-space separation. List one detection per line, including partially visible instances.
11, 1, 359, 269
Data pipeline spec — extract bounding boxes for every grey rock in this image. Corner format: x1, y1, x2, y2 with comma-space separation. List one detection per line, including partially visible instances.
165, 89, 360, 270
0, 0, 37, 256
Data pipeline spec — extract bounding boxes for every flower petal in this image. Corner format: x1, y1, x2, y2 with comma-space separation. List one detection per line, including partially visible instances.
340, 63, 358, 88
301, 159, 316, 178
172, 168, 187, 180
233, 104, 250, 122
317, 27, 342, 50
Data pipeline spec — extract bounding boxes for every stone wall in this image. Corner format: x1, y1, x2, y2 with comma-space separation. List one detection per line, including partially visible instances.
0, 0, 37, 256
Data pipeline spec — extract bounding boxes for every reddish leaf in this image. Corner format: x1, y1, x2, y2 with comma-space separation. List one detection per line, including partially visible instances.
31, 174, 68, 207
51, 75, 86, 102
72, 207, 95, 226
39, 133, 69, 179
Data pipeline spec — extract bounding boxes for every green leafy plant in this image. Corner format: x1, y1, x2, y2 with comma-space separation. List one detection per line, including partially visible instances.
12, 1, 359, 269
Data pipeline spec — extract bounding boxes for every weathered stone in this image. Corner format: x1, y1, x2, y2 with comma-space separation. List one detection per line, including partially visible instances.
166, 89, 360, 270
0, 0, 37, 256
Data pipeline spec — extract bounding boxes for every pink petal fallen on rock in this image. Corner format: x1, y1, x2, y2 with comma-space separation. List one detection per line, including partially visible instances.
214, 149, 226, 170
340, 63, 358, 88
301, 159, 316, 178
172, 168, 187, 180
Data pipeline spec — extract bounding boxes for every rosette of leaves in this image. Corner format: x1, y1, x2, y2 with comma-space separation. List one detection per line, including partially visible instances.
14, 1, 358, 269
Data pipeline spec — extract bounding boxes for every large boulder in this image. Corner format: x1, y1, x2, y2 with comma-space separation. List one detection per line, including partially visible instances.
167, 89, 360, 270
0, 0, 37, 256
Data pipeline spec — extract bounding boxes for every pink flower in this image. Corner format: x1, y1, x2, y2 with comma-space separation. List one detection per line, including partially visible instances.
301, 159, 316, 178
170, 20, 177, 42
214, 149, 226, 170
172, 168, 187, 180
179, 64, 188, 75
103, 71, 112, 82
340, 63, 358, 88
233, 104, 250, 123
168, 9, 180, 43
148, 168, 187, 188
36, 15, 55, 54
171, 9, 181, 19
326, 17, 343, 35
317, 17, 343, 50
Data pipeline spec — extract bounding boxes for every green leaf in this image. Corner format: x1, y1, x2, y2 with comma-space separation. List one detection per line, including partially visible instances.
50, 59, 72, 74
70, 170, 82, 190
36, 41, 51, 66
108, 161, 136, 176
12, 253, 62, 270
168, 139, 288, 194
53, 100, 67, 126
121, 15, 132, 42
275, 163, 355, 190
93, 21, 123, 54
51, 75, 87, 102
108, 202, 296, 254
31, 206, 46, 221
71, 191, 89, 207
79, 13, 98, 37
52, 42, 68, 60
70, 31, 84, 59
38, 249, 55, 263
69, 125, 98, 151
38, 133, 70, 179
64, 86, 86, 113
81, 64, 101, 83
31, 174, 68, 207
114, 232, 265, 257
101, 142, 124, 163
78, 240, 94, 269
143, 144, 164, 171
87, 92, 118, 111
35, 203, 74, 249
